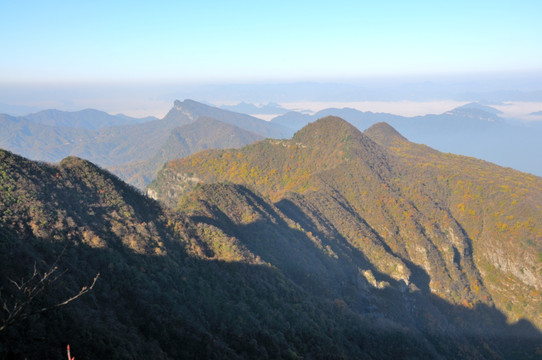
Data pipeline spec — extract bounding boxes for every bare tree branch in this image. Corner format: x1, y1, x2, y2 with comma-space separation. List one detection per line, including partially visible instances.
0, 260, 99, 332
38, 272, 100, 312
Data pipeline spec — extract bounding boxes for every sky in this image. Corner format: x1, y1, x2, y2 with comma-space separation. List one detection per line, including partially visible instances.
1, 1, 541, 117
1, 0, 541, 84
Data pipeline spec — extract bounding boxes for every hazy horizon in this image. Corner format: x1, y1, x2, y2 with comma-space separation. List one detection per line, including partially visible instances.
1, 1, 541, 118
1, 76, 542, 120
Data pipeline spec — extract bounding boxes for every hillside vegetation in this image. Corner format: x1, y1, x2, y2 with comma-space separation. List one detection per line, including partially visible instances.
271, 103, 542, 177
150, 117, 542, 334
0, 149, 461, 359
2, 117, 542, 358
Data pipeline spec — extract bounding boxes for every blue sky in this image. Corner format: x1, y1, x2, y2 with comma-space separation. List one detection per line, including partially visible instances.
1, 0, 541, 84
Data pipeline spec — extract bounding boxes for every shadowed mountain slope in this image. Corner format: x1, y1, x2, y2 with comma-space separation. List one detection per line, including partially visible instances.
2, 117, 542, 358
1, 148, 490, 359
149, 117, 542, 340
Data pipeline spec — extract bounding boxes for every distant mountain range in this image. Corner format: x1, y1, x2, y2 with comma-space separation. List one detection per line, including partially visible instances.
108, 117, 264, 188
2, 117, 541, 358
0, 100, 290, 188
270, 102, 542, 177
23, 108, 158, 130
2, 99, 542, 189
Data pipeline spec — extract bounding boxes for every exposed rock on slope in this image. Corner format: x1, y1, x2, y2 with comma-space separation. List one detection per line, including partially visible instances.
151, 117, 542, 332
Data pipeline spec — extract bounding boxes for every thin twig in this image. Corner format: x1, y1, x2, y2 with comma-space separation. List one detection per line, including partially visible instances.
0, 258, 100, 332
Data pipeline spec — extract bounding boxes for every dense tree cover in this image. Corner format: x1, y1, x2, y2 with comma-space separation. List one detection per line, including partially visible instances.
149, 117, 542, 358
0, 149, 445, 359
365, 122, 542, 326
3, 116, 542, 358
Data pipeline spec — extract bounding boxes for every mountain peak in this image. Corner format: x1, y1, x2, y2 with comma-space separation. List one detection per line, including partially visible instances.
59, 155, 109, 176
364, 122, 407, 147
289, 116, 389, 173
163, 100, 201, 124
173, 99, 201, 111
454, 102, 503, 115
292, 116, 363, 145
445, 102, 502, 122
165, 99, 290, 139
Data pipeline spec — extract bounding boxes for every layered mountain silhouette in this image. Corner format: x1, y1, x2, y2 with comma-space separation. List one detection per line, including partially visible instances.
0, 100, 288, 188
23, 108, 157, 130
2, 117, 542, 358
271, 103, 542, 177
108, 117, 264, 188
2, 100, 542, 189
162, 100, 289, 139
0, 109, 157, 163
2, 119, 542, 358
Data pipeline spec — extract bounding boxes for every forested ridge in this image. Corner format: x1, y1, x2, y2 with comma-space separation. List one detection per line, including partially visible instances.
0, 149, 446, 359
150, 117, 542, 357
1, 117, 542, 358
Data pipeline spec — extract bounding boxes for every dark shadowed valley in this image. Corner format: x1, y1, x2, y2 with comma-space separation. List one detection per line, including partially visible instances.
1, 114, 542, 359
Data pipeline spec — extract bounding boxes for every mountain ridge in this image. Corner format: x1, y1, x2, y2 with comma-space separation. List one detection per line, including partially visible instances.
150, 118, 542, 333
108, 117, 264, 188
0, 100, 285, 187
2, 99, 542, 181
164, 99, 290, 139
270, 103, 542, 176
2, 125, 542, 358
22, 108, 156, 130
364, 121, 408, 147
0, 147, 506, 359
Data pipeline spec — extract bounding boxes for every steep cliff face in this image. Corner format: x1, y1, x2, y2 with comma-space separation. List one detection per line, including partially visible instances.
365, 122, 542, 326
